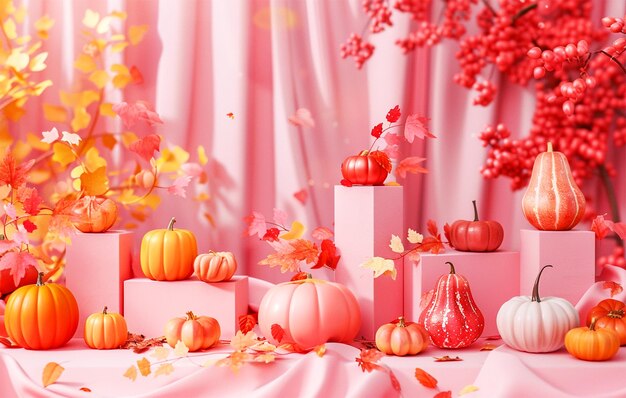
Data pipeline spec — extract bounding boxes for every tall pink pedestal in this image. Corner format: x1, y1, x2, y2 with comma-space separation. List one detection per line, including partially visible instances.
404, 250, 520, 337
334, 185, 404, 340
65, 230, 134, 337
520, 229, 595, 305
123, 276, 248, 339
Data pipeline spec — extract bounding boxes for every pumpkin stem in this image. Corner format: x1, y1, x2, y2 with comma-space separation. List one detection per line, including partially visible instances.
167, 217, 176, 231
359, 150, 370, 156
186, 311, 197, 321
547, 142, 553, 152
103, 306, 108, 315
608, 309, 624, 319
589, 317, 597, 331
35, 272, 45, 286
306, 273, 313, 279
0, 234, 4, 240
446, 261, 456, 274
472, 200, 480, 222
531, 264, 553, 303
397, 316, 406, 327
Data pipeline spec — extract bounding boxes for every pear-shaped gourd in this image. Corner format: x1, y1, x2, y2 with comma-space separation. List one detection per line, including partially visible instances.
522, 142, 585, 230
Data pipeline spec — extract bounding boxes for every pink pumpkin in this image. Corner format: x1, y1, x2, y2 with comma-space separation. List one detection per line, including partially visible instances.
194, 252, 237, 282
258, 277, 361, 349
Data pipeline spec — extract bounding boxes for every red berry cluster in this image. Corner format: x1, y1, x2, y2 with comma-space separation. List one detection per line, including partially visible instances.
472, 80, 497, 106
393, 0, 429, 21
363, 0, 394, 33
597, 246, 626, 272
602, 16, 626, 34
340, 33, 376, 69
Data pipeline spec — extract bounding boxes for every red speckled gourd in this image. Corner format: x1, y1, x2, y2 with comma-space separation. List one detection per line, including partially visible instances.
341, 150, 389, 186
419, 262, 484, 348
449, 200, 504, 252
522, 142, 585, 230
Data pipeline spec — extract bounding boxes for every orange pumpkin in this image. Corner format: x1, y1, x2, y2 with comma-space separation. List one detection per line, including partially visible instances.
4, 272, 79, 350
565, 318, 620, 361
522, 142, 585, 230
586, 299, 626, 345
71, 196, 119, 233
134, 170, 156, 189
84, 306, 128, 350
140, 217, 198, 281
194, 252, 237, 283
164, 311, 220, 352
375, 317, 429, 356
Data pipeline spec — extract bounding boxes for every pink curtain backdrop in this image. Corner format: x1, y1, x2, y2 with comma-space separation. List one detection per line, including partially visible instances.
10, 0, 626, 283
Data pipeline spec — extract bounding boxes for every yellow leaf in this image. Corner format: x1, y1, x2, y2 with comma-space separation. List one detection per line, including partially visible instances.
96, 16, 112, 34
407, 229, 423, 244
136, 357, 151, 377
112, 73, 132, 89
32, 80, 52, 96
82, 9, 99, 28
361, 257, 397, 280
254, 353, 276, 363
118, 189, 141, 204
198, 145, 208, 166
459, 385, 479, 395
174, 340, 189, 357
143, 193, 161, 210
79, 90, 100, 107
155, 146, 190, 173
29, 52, 48, 72
15, 35, 31, 45
123, 365, 138, 381
71, 106, 91, 131
194, 192, 210, 202
101, 133, 117, 150
89, 70, 109, 89
3, 101, 25, 121
71, 165, 85, 179
14, 5, 26, 23
154, 363, 174, 377
314, 344, 326, 357
4, 18, 17, 39
280, 221, 306, 240
230, 331, 258, 352
80, 166, 109, 196
42, 362, 64, 388
43, 104, 67, 123
111, 11, 127, 20
52, 142, 76, 167
13, 140, 31, 159
151, 346, 170, 361
84, 147, 107, 170
100, 103, 116, 117
389, 235, 404, 253
6, 51, 29, 71
111, 41, 129, 53
110, 34, 126, 41
34, 14, 54, 32
121, 131, 138, 147
27, 132, 51, 151
128, 25, 149, 45
74, 53, 97, 73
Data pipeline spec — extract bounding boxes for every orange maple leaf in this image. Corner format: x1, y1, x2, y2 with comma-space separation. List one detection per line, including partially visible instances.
602, 281, 623, 297
414, 368, 437, 388
369, 150, 392, 173
238, 314, 257, 334
0, 154, 34, 189
356, 349, 384, 373
42, 362, 64, 388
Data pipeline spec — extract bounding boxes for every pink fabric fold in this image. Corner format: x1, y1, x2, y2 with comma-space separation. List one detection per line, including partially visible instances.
575, 265, 626, 326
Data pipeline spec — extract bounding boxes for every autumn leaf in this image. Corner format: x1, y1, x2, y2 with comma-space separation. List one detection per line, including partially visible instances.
276, 343, 309, 354
123, 365, 137, 381
262, 227, 280, 242
254, 353, 276, 363
356, 349, 384, 373
434, 355, 463, 362
0, 153, 34, 189
459, 385, 479, 395
0, 251, 38, 286
231, 330, 258, 351
245, 211, 267, 238
389, 371, 402, 392
591, 215, 613, 239
154, 363, 174, 377
216, 351, 251, 374
288, 108, 315, 128
312, 227, 334, 240
271, 324, 285, 343
41, 127, 60, 143
52, 142, 76, 166
340, 179, 353, 187
602, 281, 623, 297
112, 101, 163, 128
443, 223, 452, 244
250, 341, 277, 352
80, 166, 109, 196
137, 357, 151, 376
314, 344, 326, 357
291, 272, 309, 281
287, 239, 319, 263
173, 340, 189, 357
434, 392, 452, 398
361, 257, 397, 279
279, 220, 306, 240
129, 24, 149, 45
311, 239, 340, 270
42, 362, 64, 388
130, 65, 144, 84
404, 114, 435, 143
238, 314, 257, 334
386, 105, 401, 123
480, 343, 498, 351
129, 133, 161, 162
370, 150, 392, 173
79, 387, 91, 392
407, 229, 423, 244
151, 346, 170, 361
414, 368, 437, 388
293, 189, 308, 205
61, 131, 81, 146
389, 235, 404, 253
167, 176, 192, 198
226, 112, 235, 119
18, 186, 43, 215
371, 123, 383, 138
395, 156, 428, 179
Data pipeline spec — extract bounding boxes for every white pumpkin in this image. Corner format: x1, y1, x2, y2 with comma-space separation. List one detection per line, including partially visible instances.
496, 265, 579, 353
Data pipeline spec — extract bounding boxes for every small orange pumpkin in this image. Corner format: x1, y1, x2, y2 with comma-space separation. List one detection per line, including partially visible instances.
71, 196, 118, 233
375, 317, 429, 356
164, 311, 220, 352
4, 272, 79, 350
586, 299, 626, 345
565, 318, 620, 361
194, 252, 237, 282
84, 306, 128, 350
140, 217, 198, 281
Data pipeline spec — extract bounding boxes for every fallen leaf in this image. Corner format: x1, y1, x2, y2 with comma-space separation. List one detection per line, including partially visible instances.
602, 281, 623, 297
173, 340, 189, 357
254, 352, 276, 363
231, 330, 258, 351
238, 314, 258, 334
356, 349, 384, 373
388, 370, 402, 392
154, 363, 174, 377
314, 344, 326, 357
123, 365, 137, 381
414, 368, 438, 388
361, 257, 397, 279
484, 335, 502, 341
434, 392, 452, 398
151, 346, 170, 361
250, 341, 277, 352
389, 235, 405, 253
137, 357, 151, 377
271, 324, 285, 343
79, 387, 91, 392
459, 385, 479, 395
42, 362, 64, 388
480, 343, 498, 351
434, 356, 463, 362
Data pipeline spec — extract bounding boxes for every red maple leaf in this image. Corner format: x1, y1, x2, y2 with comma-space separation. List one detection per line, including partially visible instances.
311, 239, 340, 270
371, 123, 383, 138
443, 223, 452, 245
395, 156, 428, 179
262, 227, 280, 242
112, 101, 163, 128
22, 220, 37, 233
386, 105, 401, 123
404, 114, 435, 143
293, 189, 308, 205
0, 251, 38, 286
427, 219, 439, 238
591, 215, 613, 239
602, 281, 623, 297
370, 151, 392, 173
271, 324, 285, 343
415, 368, 438, 388
356, 349, 384, 372
129, 134, 161, 162
17, 186, 42, 215
238, 314, 257, 334
0, 154, 35, 189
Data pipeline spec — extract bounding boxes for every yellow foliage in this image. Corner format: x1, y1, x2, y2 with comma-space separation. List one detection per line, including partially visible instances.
71, 106, 91, 131
101, 133, 117, 150
6, 50, 29, 71
198, 145, 208, 166
52, 142, 76, 167
82, 9, 99, 29
99, 102, 116, 117
60, 90, 99, 108
156, 146, 190, 173
34, 14, 55, 32
89, 70, 109, 88
111, 42, 129, 53
29, 52, 48, 72
111, 64, 131, 88
143, 193, 161, 210
74, 54, 97, 73
43, 104, 67, 123
4, 17, 17, 40
27, 132, 51, 151
79, 166, 109, 196
84, 147, 107, 171
121, 131, 138, 147
129, 25, 149, 45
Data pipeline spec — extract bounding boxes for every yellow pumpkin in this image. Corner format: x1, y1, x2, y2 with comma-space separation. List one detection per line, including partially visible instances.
140, 217, 198, 281
194, 252, 237, 282
84, 306, 128, 349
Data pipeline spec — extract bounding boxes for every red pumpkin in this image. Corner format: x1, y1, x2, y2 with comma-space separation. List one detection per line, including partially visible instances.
449, 200, 504, 252
586, 299, 626, 345
164, 311, 220, 352
258, 276, 360, 349
419, 262, 484, 348
522, 142, 585, 230
71, 196, 118, 233
341, 150, 390, 186
0, 264, 38, 295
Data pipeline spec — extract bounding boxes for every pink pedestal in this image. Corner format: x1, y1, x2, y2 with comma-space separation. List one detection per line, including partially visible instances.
123, 276, 248, 339
334, 185, 404, 340
404, 250, 520, 337
520, 230, 595, 305
65, 230, 134, 338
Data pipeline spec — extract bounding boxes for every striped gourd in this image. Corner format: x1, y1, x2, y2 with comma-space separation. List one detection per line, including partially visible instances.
522, 142, 585, 231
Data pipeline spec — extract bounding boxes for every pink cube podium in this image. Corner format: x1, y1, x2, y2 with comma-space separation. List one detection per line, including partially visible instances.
334, 185, 404, 340
404, 250, 520, 337
65, 230, 134, 337
123, 276, 248, 339
520, 229, 595, 305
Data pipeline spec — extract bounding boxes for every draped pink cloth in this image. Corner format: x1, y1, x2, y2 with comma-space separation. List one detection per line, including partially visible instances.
9, 0, 626, 283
